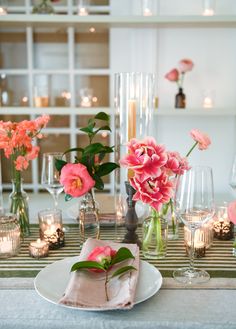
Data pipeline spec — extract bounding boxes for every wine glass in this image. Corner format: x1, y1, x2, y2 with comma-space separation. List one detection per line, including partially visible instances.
229, 154, 236, 193
173, 166, 215, 284
41, 152, 64, 209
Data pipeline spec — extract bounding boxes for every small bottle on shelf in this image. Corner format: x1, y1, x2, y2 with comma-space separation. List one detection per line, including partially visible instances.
0, 74, 13, 106
175, 87, 186, 109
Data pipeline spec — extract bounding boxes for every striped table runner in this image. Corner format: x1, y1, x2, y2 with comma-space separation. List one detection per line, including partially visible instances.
0, 224, 235, 278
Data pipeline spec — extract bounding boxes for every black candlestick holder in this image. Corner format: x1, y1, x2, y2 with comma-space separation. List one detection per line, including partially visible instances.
123, 181, 142, 248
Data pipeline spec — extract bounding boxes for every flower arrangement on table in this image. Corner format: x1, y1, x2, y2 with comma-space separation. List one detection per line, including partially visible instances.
0, 115, 50, 236
120, 129, 211, 257
55, 112, 119, 239
165, 59, 194, 108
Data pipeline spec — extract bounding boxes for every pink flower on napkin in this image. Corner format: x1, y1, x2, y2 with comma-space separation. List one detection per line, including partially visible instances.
227, 201, 236, 225
87, 246, 117, 272
60, 163, 95, 197
190, 129, 211, 150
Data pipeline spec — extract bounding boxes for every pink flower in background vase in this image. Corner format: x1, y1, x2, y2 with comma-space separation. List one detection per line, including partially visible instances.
60, 163, 95, 198
190, 129, 211, 150
165, 151, 190, 176
227, 201, 236, 225
165, 58, 194, 89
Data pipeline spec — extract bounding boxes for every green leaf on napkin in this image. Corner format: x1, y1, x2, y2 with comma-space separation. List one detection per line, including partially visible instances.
71, 261, 105, 272
110, 247, 135, 266
111, 266, 137, 279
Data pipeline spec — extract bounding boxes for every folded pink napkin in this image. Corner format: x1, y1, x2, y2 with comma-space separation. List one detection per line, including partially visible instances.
59, 238, 140, 310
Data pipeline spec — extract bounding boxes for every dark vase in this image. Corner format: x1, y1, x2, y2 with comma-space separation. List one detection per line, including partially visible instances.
175, 88, 186, 109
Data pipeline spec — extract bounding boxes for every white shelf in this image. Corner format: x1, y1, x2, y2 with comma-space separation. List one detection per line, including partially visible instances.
1, 15, 236, 29
0, 107, 112, 116
154, 108, 236, 116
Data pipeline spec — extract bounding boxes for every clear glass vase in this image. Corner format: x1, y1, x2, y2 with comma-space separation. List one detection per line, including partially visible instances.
78, 190, 100, 243
162, 200, 179, 240
32, 0, 55, 14
142, 208, 168, 259
9, 178, 30, 237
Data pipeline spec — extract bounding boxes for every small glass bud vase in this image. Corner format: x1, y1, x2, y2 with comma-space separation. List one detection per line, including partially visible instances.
142, 208, 168, 259
175, 87, 186, 109
9, 178, 30, 237
78, 190, 100, 243
32, 0, 55, 14
0, 213, 21, 258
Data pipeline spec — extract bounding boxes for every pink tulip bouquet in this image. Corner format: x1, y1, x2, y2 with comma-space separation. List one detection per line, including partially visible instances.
120, 129, 211, 253
165, 58, 194, 89
0, 115, 50, 236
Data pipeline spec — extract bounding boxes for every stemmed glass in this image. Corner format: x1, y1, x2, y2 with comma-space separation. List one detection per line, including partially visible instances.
41, 152, 64, 209
173, 166, 215, 284
229, 154, 236, 193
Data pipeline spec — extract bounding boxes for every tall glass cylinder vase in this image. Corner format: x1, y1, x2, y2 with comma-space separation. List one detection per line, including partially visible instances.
114, 72, 155, 245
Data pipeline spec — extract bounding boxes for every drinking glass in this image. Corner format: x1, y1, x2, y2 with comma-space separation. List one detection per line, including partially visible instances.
173, 166, 215, 284
41, 152, 64, 209
229, 154, 236, 193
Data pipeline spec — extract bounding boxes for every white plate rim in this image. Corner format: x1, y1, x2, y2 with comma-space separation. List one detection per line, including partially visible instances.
34, 257, 162, 311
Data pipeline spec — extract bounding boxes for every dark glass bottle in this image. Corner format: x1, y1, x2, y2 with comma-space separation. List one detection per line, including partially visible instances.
175, 87, 186, 109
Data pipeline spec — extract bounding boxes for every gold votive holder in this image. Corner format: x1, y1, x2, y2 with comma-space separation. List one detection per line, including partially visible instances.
213, 206, 234, 240
29, 238, 49, 259
38, 209, 64, 249
0, 213, 21, 258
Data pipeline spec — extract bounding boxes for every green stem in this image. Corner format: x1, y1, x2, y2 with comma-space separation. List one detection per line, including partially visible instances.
105, 271, 109, 301
169, 199, 176, 235
143, 214, 155, 250
155, 214, 163, 253
185, 141, 198, 158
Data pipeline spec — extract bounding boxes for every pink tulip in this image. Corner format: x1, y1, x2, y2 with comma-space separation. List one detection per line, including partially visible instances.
130, 173, 173, 211
60, 163, 95, 197
120, 137, 167, 182
190, 129, 211, 150
165, 68, 179, 82
178, 59, 194, 73
227, 201, 236, 225
87, 246, 117, 272
166, 151, 190, 176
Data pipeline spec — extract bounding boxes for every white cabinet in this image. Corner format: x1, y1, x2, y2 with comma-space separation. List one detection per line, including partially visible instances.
0, 0, 235, 198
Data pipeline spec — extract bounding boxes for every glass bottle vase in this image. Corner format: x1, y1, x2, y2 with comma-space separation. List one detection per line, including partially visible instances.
77, 190, 100, 243
32, 0, 55, 14
175, 87, 186, 109
142, 209, 168, 259
9, 178, 30, 237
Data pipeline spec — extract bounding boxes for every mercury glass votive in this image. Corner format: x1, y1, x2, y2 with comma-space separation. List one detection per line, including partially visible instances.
38, 209, 64, 249
213, 206, 234, 240
0, 213, 21, 258
29, 238, 49, 259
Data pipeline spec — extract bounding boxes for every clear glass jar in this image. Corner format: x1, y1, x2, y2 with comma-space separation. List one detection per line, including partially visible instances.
184, 220, 214, 251
78, 190, 100, 243
0, 213, 21, 258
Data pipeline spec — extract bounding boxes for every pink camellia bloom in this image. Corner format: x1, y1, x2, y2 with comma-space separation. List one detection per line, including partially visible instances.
165, 68, 179, 82
190, 129, 211, 150
87, 246, 117, 272
227, 201, 236, 225
60, 163, 95, 197
120, 137, 168, 182
178, 59, 194, 73
130, 173, 174, 211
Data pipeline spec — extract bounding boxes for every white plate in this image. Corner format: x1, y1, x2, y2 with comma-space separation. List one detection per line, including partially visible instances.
34, 257, 162, 311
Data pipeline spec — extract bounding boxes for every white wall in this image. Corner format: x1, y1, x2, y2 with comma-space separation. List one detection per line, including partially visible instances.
110, 0, 236, 203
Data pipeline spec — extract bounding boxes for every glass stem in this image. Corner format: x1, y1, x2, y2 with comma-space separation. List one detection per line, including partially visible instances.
189, 227, 195, 271
52, 192, 59, 209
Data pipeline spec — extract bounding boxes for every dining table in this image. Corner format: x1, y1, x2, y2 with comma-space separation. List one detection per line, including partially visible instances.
0, 193, 236, 329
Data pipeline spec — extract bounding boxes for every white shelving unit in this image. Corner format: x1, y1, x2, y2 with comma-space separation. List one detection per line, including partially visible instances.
0, 0, 236, 197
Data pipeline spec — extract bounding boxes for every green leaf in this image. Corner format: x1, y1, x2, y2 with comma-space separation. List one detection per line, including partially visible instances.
63, 147, 84, 155
55, 159, 67, 172
65, 194, 72, 201
94, 175, 104, 190
94, 126, 111, 134
83, 143, 105, 155
80, 127, 94, 134
71, 261, 105, 272
110, 266, 137, 279
110, 247, 135, 266
94, 112, 109, 121
96, 162, 119, 177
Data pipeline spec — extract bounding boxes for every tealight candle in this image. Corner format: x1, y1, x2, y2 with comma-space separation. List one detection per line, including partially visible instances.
29, 239, 49, 259
213, 206, 234, 240
185, 241, 206, 258
38, 209, 64, 249
0, 214, 21, 258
